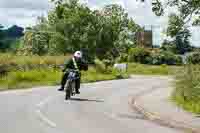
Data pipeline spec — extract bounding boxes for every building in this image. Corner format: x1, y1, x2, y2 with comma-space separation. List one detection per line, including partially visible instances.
136, 30, 153, 48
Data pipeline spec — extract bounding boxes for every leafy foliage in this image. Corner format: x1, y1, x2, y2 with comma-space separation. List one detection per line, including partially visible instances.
20, 0, 140, 60
0, 25, 24, 52
128, 47, 150, 64
148, 0, 200, 26
167, 14, 185, 37
128, 47, 182, 65
164, 14, 193, 55
187, 52, 200, 64
173, 28, 192, 54
149, 51, 182, 65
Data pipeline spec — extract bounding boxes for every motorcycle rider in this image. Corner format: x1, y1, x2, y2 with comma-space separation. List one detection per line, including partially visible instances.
58, 51, 88, 93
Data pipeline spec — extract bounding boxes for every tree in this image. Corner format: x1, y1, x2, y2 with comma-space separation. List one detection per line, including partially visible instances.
6, 25, 24, 38
0, 24, 24, 52
0, 24, 4, 38
167, 14, 185, 37
173, 28, 192, 54
166, 13, 192, 54
141, 0, 200, 26
161, 39, 177, 53
21, 28, 49, 55
101, 4, 141, 56
21, 0, 140, 59
0, 24, 4, 50
0, 24, 4, 41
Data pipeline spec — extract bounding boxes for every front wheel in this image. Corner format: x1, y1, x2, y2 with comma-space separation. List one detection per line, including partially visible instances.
65, 80, 72, 100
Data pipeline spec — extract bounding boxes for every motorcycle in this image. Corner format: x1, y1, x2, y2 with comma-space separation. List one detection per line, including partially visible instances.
65, 69, 80, 100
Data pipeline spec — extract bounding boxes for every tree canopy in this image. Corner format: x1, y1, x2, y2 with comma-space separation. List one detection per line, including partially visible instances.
0, 25, 24, 52
139, 0, 199, 54
150, 0, 200, 26
20, 0, 141, 60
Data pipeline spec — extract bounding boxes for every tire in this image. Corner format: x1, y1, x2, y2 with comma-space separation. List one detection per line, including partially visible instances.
71, 81, 76, 96
65, 80, 72, 100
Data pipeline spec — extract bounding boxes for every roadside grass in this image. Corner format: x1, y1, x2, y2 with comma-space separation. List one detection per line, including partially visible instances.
82, 67, 116, 83
0, 53, 70, 66
172, 65, 200, 114
0, 53, 183, 90
82, 67, 129, 83
0, 69, 62, 90
127, 63, 182, 75
0, 67, 129, 90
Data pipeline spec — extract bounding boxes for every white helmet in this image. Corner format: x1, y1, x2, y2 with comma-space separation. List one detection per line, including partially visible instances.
74, 51, 82, 58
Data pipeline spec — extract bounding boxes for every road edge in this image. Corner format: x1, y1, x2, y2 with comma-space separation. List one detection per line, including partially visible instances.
129, 97, 200, 133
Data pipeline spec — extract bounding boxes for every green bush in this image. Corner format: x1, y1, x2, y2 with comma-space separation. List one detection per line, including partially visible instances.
102, 59, 113, 69
176, 55, 183, 65
187, 52, 200, 64
116, 53, 128, 63
147, 52, 162, 65
128, 47, 150, 64
148, 51, 182, 65
112, 68, 129, 79
128, 48, 182, 65
94, 59, 106, 73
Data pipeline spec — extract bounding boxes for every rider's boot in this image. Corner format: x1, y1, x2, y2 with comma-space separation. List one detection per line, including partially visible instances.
76, 88, 80, 94
58, 86, 64, 91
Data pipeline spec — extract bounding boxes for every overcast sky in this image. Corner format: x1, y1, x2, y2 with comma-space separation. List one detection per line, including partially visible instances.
0, 0, 51, 27
0, 0, 168, 28
0, 0, 199, 46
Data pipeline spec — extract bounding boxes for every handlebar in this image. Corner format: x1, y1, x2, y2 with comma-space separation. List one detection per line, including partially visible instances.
67, 69, 79, 72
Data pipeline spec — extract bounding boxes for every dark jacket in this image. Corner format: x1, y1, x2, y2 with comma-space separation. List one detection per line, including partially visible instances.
63, 57, 88, 72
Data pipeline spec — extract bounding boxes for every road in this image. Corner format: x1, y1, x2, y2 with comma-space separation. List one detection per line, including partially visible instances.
0, 76, 182, 133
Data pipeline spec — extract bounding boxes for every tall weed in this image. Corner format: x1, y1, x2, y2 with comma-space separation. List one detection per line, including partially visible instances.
173, 65, 200, 114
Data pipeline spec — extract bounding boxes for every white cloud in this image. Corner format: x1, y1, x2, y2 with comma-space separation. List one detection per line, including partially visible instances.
0, 0, 50, 10
0, 0, 51, 28
0, 0, 199, 46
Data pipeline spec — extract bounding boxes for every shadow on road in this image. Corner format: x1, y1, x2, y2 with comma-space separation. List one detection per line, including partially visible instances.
70, 98, 104, 103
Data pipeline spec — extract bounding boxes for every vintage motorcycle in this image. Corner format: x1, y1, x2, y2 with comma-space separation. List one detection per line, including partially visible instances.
65, 69, 80, 100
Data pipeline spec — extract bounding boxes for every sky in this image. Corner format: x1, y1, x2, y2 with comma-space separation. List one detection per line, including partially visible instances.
0, 0, 169, 28
0, 0, 199, 46
0, 0, 51, 28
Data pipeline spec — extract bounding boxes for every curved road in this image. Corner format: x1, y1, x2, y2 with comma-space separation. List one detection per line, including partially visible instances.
0, 76, 182, 133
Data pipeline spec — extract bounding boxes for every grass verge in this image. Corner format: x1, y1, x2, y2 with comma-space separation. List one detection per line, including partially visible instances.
0, 53, 70, 66
172, 65, 200, 114
0, 62, 182, 91
127, 63, 182, 75
0, 67, 129, 90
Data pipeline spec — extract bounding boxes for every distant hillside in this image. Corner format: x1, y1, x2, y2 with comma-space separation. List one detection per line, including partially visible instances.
0, 25, 24, 51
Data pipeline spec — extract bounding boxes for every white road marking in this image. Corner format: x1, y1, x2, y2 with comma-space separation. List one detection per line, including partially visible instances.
103, 112, 121, 121
35, 109, 57, 128
36, 96, 54, 108
35, 95, 59, 128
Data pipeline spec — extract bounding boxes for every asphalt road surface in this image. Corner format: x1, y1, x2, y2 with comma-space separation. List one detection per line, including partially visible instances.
0, 76, 182, 133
